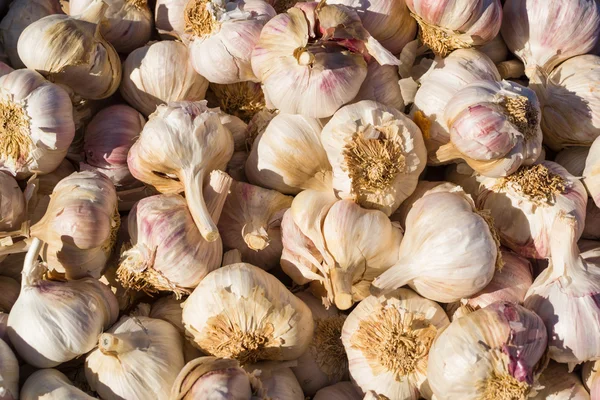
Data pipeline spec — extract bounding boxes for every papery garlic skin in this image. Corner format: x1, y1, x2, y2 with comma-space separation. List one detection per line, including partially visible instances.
342, 289, 449, 400
0, 172, 24, 233
583, 360, 600, 400
584, 135, 600, 207
322, 100, 426, 215
530, 362, 590, 400
182, 263, 314, 364
21, 369, 95, 400
313, 382, 363, 400
501, 0, 600, 77
120, 41, 209, 117
0, 338, 18, 400
428, 302, 548, 400
0, 69, 75, 178
69, 0, 152, 53
249, 362, 305, 400
8, 238, 119, 368
406, 0, 502, 57
186, 0, 276, 84
555, 146, 590, 177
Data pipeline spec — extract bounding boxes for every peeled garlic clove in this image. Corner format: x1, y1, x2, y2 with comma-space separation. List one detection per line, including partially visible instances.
21, 369, 95, 400
185, 0, 276, 84
314, 382, 363, 400
0, 69, 75, 179
322, 100, 427, 215
68, 0, 152, 53
583, 202, 600, 240
218, 180, 292, 271
120, 41, 209, 117
373, 187, 498, 303
585, 135, 600, 208
182, 263, 314, 364
407, 0, 502, 57
128, 101, 234, 242
245, 113, 331, 194
0, 172, 25, 234
85, 311, 185, 400
8, 237, 119, 368
437, 79, 542, 177
427, 301, 547, 400
501, 0, 600, 77
555, 146, 590, 177
342, 288, 449, 399
353, 62, 405, 111
530, 361, 590, 400
17, 0, 122, 100
583, 360, 600, 399
154, 0, 186, 39
208, 82, 266, 123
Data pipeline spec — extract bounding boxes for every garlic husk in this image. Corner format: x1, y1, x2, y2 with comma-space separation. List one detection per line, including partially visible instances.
218, 180, 292, 271
584, 135, 600, 208
185, 0, 276, 84
390, 181, 456, 230
119, 171, 230, 297
154, 0, 186, 39
410, 49, 500, 160
353, 62, 404, 111
322, 100, 427, 215
407, 0, 502, 57
291, 290, 348, 396
372, 186, 499, 303
120, 41, 209, 117
85, 311, 185, 400
17, 0, 122, 100
0, 172, 24, 234
530, 362, 590, 400
0, 68, 75, 179
252, 2, 399, 118
127, 101, 234, 242
8, 237, 119, 368
245, 113, 331, 194
428, 301, 548, 400
80, 104, 145, 189
314, 382, 363, 400
0, 338, 17, 400
21, 369, 95, 400
555, 146, 590, 177
436, 79, 542, 177
208, 82, 266, 123
524, 214, 600, 364
501, 0, 600, 77
583, 202, 600, 240
182, 262, 314, 364
583, 360, 600, 399
478, 34, 509, 64
69, 0, 152, 53
0, 0, 63, 68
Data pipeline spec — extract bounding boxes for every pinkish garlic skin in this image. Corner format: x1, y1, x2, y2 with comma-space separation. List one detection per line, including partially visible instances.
187, 368, 252, 399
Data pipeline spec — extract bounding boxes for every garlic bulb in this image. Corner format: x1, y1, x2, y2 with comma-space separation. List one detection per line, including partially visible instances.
8, 237, 119, 368
353, 62, 404, 111
21, 369, 95, 400
410, 49, 500, 160
154, 0, 186, 39
209, 82, 266, 123
585, 135, 600, 207
524, 214, 600, 364
390, 181, 455, 230
583, 202, 600, 240
0, 338, 17, 400
80, 104, 145, 189
182, 263, 314, 364
252, 2, 399, 118
69, 0, 152, 53
436, 79, 542, 177
246, 113, 331, 194
0, 69, 75, 178
185, 0, 276, 84
555, 146, 590, 177
218, 180, 292, 270
342, 288, 449, 399
322, 100, 426, 215
0, 0, 63, 68
583, 360, 600, 399
314, 382, 363, 400
118, 171, 231, 297
427, 302, 548, 400
406, 0, 502, 57
25, 159, 75, 225
373, 186, 499, 303
247, 361, 305, 400
0, 172, 24, 234
530, 362, 590, 400
128, 101, 234, 242
501, 0, 600, 77
85, 311, 185, 400
120, 41, 209, 117
478, 34, 509, 64
18, 0, 122, 100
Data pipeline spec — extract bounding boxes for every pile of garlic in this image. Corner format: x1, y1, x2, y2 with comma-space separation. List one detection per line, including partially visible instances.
1, 0, 600, 399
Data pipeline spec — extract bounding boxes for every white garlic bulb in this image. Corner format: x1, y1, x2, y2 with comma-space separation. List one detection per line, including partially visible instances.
25, 159, 75, 225
530, 362, 590, 400
555, 146, 590, 177
390, 181, 456, 230
373, 186, 499, 303
85, 311, 185, 400
313, 382, 363, 400
18, 0, 122, 100
0, 172, 24, 234
154, 0, 186, 39
585, 135, 600, 208
0, 69, 75, 179
427, 302, 548, 400
583, 360, 600, 399
406, 0, 502, 57
0, 338, 17, 400
322, 100, 427, 215
342, 288, 449, 399
120, 41, 209, 117
501, 0, 600, 77
21, 369, 95, 400
182, 263, 314, 364
353, 62, 405, 111
128, 101, 234, 242
8, 237, 119, 368
218, 180, 292, 270
185, 0, 276, 84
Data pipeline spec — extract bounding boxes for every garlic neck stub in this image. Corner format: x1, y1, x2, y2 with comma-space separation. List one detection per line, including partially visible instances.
584, 135, 600, 208
21, 369, 95, 400
427, 301, 548, 400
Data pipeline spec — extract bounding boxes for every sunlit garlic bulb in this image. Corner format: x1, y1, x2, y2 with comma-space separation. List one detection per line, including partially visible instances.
26, 159, 75, 225
154, 0, 186, 39
0, 172, 24, 234
21, 369, 95, 400
353, 62, 404, 111
585, 135, 600, 208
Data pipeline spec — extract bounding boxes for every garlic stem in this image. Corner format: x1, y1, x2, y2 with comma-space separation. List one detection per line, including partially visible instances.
497, 60, 525, 79
548, 215, 579, 279
76, 0, 108, 24
330, 268, 353, 310
22, 237, 44, 287
99, 330, 149, 356
182, 169, 219, 242
242, 223, 270, 251
204, 170, 232, 222
222, 249, 242, 266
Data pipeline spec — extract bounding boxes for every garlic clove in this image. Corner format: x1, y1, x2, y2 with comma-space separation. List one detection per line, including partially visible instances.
530, 361, 590, 400
584, 135, 600, 208
21, 369, 95, 400
313, 382, 363, 400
